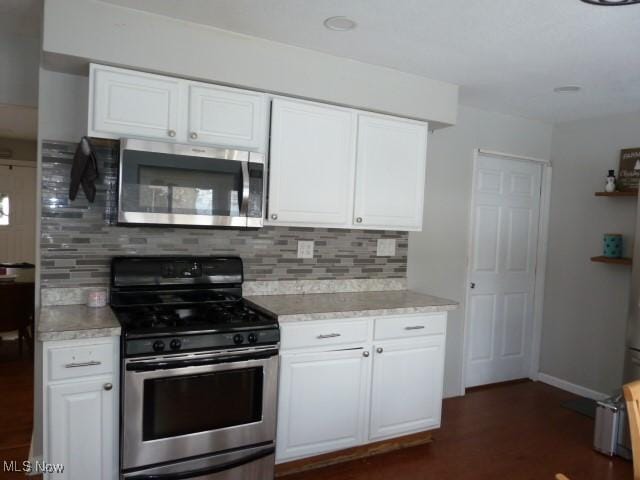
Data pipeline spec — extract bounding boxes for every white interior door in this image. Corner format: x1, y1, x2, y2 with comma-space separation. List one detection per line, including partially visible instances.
0, 163, 36, 263
465, 153, 542, 388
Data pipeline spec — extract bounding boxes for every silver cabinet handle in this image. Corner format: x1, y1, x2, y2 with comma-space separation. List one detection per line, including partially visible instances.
190, 132, 198, 140
376, 347, 383, 354
356, 217, 363, 223
363, 351, 370, 357
271, 214, 278, 220
168, 130, 176, 137
317, 333, 341, 339
65, 360, 101, 368
103, 383, 113, 391
405, 325, 426, 331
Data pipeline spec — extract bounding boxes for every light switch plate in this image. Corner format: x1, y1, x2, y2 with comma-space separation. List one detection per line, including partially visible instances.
377, 238, 396, 257
297, 240, 314, 259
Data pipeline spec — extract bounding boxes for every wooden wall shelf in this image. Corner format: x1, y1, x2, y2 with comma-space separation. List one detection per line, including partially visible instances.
595, 191, 637, 197
590, 256, 632, 266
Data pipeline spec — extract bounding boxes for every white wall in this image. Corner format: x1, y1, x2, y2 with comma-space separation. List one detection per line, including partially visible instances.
0, 33, 40, 107
540, 110, 640, 396
38, 69, 88, 143
408, 105, 553, 398
42, 0, 457, 126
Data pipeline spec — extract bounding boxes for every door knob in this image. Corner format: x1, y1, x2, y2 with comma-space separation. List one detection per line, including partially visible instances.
363, 351, 370, 357
190, 132, 198, 140
376, 347, 383, 354
103, 383, 113, 391
356, 217, 363, 223
470, 282, 476, 289
168, 130, 176, 138
271, 214, 278, 220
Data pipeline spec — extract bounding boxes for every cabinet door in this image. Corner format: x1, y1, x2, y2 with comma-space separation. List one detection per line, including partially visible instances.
369, 337, 445, 441
187, 83, 267, 150
48, 378, 116, 480
89, 64, 182, 141
268, 99, 356, 227
354, 114, 427, 230
276, 348, 370, 462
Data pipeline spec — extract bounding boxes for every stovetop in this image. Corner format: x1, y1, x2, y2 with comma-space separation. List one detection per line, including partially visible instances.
110, 256, 279, 357
113, 298, 276, 337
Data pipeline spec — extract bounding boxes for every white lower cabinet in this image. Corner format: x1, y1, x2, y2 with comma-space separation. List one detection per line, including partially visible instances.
43, 337, 119, 480
276, 313, 447, 463
276, 349, 370, 462
369, 337, 445, 440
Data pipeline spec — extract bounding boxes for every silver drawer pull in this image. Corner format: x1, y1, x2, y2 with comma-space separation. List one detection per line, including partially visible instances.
404, 325, 426, 331
65, 360, 102, 368
317, 333, 341, 339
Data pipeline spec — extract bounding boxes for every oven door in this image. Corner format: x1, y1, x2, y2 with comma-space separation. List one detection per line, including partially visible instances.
118, 139, 264, 228
122, 348, 278, 470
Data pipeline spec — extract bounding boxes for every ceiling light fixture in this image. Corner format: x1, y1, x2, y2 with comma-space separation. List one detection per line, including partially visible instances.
553, 85, 582, 93
579, 0, 640, 5
323, 16, 357, 31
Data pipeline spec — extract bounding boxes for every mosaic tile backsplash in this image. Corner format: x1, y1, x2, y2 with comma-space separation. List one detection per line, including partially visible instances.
41, 140, 408, 289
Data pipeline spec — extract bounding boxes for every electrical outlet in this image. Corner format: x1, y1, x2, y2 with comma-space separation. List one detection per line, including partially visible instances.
376, 238, 396, 257
297, 240, 314, 259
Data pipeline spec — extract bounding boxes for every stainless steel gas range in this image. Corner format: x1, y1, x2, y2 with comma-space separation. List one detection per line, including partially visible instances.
110, 256, 280, 480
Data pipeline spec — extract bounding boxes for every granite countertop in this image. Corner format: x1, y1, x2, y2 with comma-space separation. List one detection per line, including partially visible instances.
37, 305, 121, 341
245, 290, 458, 322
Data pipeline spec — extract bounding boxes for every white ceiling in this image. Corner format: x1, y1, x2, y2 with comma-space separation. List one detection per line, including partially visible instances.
100, 0, 640, 124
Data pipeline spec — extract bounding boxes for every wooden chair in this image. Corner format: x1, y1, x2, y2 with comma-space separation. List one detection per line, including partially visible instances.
0, 282, 34, 356
624, 380, 640, 480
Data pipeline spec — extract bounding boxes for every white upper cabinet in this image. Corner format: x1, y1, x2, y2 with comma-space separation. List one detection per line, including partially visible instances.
89, 64, 268, 151
89, 64, 182, 142
187, 83, 267, 150
268, 99, 356, 226
353, 114, 428, 231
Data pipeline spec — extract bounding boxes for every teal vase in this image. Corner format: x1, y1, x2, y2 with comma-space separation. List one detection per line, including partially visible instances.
603, 234, 623, 258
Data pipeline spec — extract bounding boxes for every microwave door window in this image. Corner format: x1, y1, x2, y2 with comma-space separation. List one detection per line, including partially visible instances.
120, 151, 243, 218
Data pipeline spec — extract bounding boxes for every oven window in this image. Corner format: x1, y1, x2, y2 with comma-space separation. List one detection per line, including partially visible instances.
120, 150, 243, 217
142, 367, 263, 441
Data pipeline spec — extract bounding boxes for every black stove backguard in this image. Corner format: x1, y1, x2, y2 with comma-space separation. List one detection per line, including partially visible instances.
111, 256, 244, 291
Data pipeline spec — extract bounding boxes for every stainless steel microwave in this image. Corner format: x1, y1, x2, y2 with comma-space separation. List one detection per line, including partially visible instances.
117, 139, 265, 228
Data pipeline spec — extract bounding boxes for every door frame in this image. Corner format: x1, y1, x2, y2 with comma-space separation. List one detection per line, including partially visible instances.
460, 149, 552, 394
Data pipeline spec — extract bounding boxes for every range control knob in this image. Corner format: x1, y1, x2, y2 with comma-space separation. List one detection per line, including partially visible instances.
170, 339, 182, 350
233, 334, 245, 345
247, 333, 258, 344
152, 340, 165, 352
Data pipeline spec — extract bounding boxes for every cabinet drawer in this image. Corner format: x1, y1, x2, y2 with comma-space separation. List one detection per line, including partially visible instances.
374, 313, 446, 341
280, 319, 370, 351
48, 342, 115, 381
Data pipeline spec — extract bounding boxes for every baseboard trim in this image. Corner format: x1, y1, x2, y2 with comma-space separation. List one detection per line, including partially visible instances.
275, 430, 433, 477
537, 372, 609, 401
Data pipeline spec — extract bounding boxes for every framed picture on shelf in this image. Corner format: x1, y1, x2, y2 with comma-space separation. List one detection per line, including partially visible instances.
618, 148, 640, 192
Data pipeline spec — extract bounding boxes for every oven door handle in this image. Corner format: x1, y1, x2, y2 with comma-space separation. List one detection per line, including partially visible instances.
126, 349, 278, 372
125, 446, 275, 480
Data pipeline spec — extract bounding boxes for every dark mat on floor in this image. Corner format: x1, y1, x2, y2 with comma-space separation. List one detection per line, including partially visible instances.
562, 397, 597, 419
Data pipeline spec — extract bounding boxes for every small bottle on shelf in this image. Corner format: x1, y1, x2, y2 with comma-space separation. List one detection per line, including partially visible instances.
605, 170, 616, 193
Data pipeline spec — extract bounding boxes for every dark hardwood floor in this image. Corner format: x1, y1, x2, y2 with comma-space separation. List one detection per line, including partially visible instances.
0, 339, 39, 479
284, 381, 633, 480
0, 345, 633, 480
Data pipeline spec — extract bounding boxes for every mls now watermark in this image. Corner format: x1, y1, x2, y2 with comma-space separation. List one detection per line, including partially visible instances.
3, 460, 65, 474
